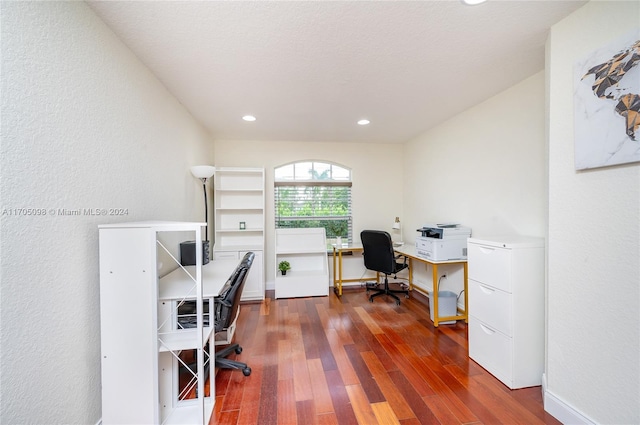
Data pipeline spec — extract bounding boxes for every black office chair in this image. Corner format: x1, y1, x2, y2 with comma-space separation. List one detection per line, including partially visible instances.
213, 252, 255, 376
361, 230, 409, 305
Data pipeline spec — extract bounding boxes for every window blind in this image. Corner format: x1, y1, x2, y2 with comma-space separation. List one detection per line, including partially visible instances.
274, 182, 352, 243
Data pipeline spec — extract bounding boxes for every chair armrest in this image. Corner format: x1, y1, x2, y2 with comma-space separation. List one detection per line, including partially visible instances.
394, 254, 408, 266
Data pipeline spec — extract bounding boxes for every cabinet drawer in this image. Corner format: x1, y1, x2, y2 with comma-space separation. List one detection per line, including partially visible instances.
469, 317, 513, 388
469, 279, 512, 336
468, 242, 511, 292
214, 251, 239, 260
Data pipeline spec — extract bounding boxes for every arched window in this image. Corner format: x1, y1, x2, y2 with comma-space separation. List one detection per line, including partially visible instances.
274, 161, 352, 243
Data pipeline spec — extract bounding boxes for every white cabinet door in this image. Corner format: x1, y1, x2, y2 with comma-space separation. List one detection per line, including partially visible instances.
215, 250, 264, 301
241, 250, 264, 301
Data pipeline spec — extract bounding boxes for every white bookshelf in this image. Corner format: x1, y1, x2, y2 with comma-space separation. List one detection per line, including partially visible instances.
98, 221, 213, 425
275, 228, 329, 298
213, 167, 265, 301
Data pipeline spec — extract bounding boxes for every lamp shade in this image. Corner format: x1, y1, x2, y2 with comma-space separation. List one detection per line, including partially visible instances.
392, 217, 401, 230
190, 165, 215, 179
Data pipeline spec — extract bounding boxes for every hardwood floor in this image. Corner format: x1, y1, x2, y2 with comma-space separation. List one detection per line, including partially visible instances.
211, 287, 559, 425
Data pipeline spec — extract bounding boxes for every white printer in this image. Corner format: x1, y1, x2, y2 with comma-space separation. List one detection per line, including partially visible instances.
415, 223, 471, 261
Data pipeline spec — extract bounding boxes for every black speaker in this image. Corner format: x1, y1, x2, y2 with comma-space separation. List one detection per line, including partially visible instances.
180, 240, 210, 266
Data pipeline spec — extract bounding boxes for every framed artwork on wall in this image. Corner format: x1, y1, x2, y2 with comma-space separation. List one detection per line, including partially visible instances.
574, 28, 640, 170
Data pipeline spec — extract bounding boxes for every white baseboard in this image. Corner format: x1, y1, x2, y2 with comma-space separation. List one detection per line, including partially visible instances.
542, 373, 596, 425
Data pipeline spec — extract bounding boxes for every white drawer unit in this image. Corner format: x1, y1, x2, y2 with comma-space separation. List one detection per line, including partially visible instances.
467, 236, 544, 389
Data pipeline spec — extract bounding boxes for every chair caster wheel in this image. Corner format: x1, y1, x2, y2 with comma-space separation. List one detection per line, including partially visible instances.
369, 298, 374, 303
235, 346, 242, 355
242, 367, 251, 376
396, 300, 401, 306
405, 295, 410, 299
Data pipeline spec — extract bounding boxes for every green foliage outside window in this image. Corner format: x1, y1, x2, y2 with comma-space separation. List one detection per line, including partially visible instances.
275, 162, 352, 241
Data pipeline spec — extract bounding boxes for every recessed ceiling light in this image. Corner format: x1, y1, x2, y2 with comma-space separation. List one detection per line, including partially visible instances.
242, 115, 256, 122
357, 119, 370, 126
461, 0, 487, 5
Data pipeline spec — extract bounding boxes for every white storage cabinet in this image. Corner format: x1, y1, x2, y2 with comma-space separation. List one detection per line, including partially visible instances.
275, 228, 329, 298
467, 236, 545, 389
99, 221, 213, 424
213, 167, 265, 301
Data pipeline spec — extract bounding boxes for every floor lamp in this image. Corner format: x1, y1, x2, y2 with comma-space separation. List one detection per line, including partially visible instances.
180, 165, 215, 265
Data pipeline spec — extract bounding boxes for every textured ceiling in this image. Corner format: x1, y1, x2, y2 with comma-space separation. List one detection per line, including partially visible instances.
88, 0, 587, 144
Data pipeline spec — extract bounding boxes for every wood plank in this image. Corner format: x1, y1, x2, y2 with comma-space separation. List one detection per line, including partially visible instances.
292, 347, 314, 401
422, 395, 462, 425
375, 333, 436, 397
464, 374, 541, 425
277, 339, 293, 381
361, 350, 416, 421
236, 362, 262, 425
371, 401, 402, 425
296, 399, 315, 425
325, 369, 359, 425
388, 369, 441, 425
316, 412, 339, 425
307, 358, 335, 414
345, 384, 379, 425
344, 344, 386, 403
353, 306, 384, 335
324, 329, 360, 386
212, 409, 239, 425
218, 370, 245, 412
257, 364, 278, 425
277, 378, 297, 425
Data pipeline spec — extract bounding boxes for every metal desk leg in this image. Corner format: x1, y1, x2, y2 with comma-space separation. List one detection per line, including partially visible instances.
407, 257, 413, 291
463, 262, 468, 323
432, 263, 439, 327
338, 249, 344, 296
332, 246, 338, 295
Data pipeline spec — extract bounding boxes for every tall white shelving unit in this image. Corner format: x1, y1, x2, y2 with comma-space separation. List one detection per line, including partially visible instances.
99, 221, 213, 425
275, 227, 329, 298
213, 167, 265, 301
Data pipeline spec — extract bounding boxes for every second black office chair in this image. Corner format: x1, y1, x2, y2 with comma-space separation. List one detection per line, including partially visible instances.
361, 230, 409, 305
213, 252, 255, 376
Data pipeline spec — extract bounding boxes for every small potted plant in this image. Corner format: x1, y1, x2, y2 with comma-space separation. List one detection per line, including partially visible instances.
278, 260, 291, 276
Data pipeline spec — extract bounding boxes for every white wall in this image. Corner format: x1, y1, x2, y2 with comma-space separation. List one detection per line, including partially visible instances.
545, 1, 640, 424
403, 71, 547, 242
213, 139, 403, 289
400, 70, 547, 311
0, 2, 213, 423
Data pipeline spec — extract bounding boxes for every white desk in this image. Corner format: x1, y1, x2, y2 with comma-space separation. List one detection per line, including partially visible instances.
394, 245, 468, 327
159, 258, 240, 300
331, 244, 378, 296
157, 258, 240, 352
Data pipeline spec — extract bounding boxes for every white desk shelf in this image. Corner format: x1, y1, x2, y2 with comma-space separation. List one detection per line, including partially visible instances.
275, 228, 329, 298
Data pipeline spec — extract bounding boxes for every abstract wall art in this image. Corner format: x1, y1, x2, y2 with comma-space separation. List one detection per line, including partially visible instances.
574, 29, 640, 170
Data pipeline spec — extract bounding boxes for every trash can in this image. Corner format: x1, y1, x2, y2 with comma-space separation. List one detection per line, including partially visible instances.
428, 290, 458, 325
